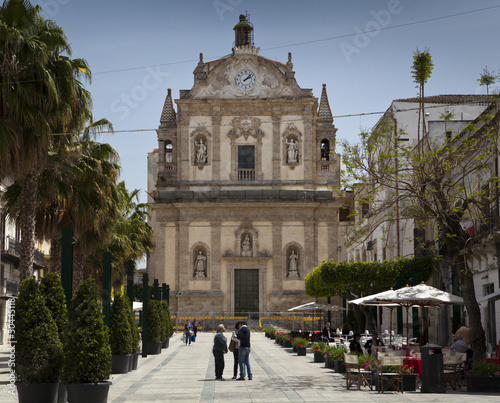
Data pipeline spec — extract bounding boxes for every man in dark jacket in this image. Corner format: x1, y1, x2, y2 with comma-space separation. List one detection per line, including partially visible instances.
236, 321, 253, 380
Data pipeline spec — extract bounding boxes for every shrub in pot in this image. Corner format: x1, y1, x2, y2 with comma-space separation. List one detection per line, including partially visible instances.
147, 299, 162, 354
40, 272, 69, 403
40, 273, 68, 335
311, 342, 327, 362
161, 300, 173, 348
62, 279, 111, 403
15, 278, 63, 403
292, 337, 309, 356
128, 301, 141, 370
110, 292, 133, 374
158, 299, 167, 345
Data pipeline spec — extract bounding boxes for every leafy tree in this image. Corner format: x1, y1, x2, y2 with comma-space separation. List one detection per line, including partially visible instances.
477, 66, 498, 95
305, 257, 433, 331
339, 100, 500, 360
0, 0, 92, 280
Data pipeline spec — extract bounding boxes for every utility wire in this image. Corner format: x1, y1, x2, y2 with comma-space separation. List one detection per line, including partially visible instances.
47, 101, 493, 136
1, 5, 498, 84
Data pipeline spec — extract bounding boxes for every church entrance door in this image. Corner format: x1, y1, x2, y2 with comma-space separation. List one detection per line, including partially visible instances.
234, 269, 259, 317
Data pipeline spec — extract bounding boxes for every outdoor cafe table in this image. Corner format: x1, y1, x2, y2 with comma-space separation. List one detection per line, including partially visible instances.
403, 357, 422, 378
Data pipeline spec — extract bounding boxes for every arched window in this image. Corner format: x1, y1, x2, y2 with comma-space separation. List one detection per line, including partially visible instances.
321, 139, 330, 161
165, 141, 173, 163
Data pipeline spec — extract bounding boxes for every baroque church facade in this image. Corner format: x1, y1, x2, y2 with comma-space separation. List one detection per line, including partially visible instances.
148, 15, 347, 314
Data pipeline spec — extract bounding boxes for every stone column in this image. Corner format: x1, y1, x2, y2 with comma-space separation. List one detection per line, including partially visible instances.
272, 221, 282, 290
304, 220, 315, 277
211, 221, 222, 290
212, 113, 221, 182
272, 114, 281, 182
303, 115, 314, 185
179, 116, 190, 183
178, 221, 190, 290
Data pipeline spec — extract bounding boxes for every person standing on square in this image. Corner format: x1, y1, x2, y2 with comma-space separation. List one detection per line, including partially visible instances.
236, 321, 252, 380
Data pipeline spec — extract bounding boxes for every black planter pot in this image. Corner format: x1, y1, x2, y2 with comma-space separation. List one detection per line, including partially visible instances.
466, 375, 500, 393
292, 345, 297, 353
58, 382, 67, 403
297, 346, 307, 356
131, 352, 140, 370
162, 338, 170, 349
112, 354, 131, 374
66, 381, 112, 403
283, 340, 293, 348
265, 332, 269, 338
147, 341, 162, 355
325, 355, 335, 369
314, 351, 325, 363
334, 360, 346, 373
270, 334, 276, 340
16, 382, 59, 403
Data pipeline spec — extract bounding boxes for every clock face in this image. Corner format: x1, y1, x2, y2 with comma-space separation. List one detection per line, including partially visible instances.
235, 70, 256, 90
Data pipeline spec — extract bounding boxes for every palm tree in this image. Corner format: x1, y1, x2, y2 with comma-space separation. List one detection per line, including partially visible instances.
84, 182, 154, 289
0, 0, 92, 280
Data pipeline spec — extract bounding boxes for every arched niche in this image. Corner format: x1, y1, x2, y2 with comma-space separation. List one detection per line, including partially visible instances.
190, 124, 211, 166
284, 242, 303, 279
282, 124, 302, 166
190, 242, 210, 279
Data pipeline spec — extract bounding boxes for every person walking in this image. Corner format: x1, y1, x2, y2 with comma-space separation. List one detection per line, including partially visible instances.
184, 320, 192, 345
213, 324, 228, 380
193, 318, 199, 338
236, 321, 252, 380
231, 321, 241, 379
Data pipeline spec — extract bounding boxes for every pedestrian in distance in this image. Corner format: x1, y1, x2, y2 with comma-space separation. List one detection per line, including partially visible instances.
213, 324, 228, 380
236, 321, 252, 380
184, 320, 192, 345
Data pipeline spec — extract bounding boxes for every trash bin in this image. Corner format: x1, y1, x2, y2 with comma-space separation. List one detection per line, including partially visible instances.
421, 343, 445, 393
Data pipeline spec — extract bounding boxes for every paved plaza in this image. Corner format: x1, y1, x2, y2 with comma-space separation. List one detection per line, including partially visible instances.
1, 331, 499, 402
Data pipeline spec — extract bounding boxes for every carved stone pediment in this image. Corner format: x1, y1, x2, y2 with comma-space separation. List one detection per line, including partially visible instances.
228, 117, 264, 140
186, 55, 306, 100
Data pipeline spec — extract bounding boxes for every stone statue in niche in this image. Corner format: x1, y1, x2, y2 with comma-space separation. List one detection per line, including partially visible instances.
286, 138, 298, 163
195, 139, 207, 163
194, 250, 206, 277
241, 235, 252, 257
288, 250, 299, 278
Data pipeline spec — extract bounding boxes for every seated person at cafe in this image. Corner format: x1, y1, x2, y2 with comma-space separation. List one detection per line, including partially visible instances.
454, 324, 470, 344
322, 322, 334, 341
450, 333, 468, 353
364, 332, 384, 355
349, 333, 363, 355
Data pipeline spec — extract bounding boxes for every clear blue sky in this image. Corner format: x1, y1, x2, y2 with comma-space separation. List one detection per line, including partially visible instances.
33, 0, 500, 203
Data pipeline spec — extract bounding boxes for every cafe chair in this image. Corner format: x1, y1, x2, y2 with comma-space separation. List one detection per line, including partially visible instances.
377, 356, 404, 393
443, 355, 464, 390
345, 354, 373, 390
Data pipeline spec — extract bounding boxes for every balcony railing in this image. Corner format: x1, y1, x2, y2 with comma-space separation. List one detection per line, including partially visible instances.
2, 236, 45, 267
238, 169, 255, 181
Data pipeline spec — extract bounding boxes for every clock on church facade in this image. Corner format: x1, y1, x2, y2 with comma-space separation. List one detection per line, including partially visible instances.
147, 14, 347, 315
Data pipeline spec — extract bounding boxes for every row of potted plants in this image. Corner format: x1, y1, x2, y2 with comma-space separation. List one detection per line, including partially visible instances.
15, 275, 112, 403
145, 298, 174, 354
14, 274, 175, 403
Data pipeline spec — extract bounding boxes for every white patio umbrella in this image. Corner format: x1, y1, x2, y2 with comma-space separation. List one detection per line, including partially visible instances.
349, 295, 399, 345
288, 302, 345, 332
350, 283, 464, 345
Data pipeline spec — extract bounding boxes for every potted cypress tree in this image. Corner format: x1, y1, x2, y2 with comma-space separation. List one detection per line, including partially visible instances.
161, 300, 173, 348
128, 302, 141, 370
147, 299, 162, 354
15, 278, 63, 403
62, 279, 112, 403
40, 273, 68, 403
158, 300, 167, 349
110, 292, 133, 374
